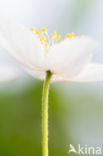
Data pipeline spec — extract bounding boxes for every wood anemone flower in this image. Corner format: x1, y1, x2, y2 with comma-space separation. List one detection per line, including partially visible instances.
0, 16, 102, 83
0, 16, 103, 156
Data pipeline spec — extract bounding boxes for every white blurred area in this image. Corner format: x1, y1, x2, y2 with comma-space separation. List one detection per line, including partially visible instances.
0, 0, 103, 81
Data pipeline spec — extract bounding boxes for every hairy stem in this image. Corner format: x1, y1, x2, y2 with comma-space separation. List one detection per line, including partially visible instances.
42, 71, 52, 156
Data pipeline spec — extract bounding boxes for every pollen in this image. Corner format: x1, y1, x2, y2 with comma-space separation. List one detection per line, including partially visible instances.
53, 37, 57, 41
52, 31, 57, 38
41, 28, 46, 33
35, 30, 39, 36
71, 32, 75, 37
57, 35, 61, 41
30, 27, 35, 32
66, 33, 72, 38
44, 42, 48, 47
40, 36, 46, 42
30, 26, 79, 56
52, 32, 57, 41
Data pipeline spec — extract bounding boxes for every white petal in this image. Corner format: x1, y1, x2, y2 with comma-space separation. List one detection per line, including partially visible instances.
42, 37, 99, 79
0, 63, 20, 82
0, 15, 44, 71
73, 63, 103, 82
27, 36, 99, 82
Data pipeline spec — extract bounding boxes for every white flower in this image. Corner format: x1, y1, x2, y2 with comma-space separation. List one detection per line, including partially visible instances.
0, 16, 102, 83
0, 63, 20, 82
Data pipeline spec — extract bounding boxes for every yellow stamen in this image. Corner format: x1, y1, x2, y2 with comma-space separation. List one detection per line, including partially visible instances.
35, 30, 39, 36
66, 34, 72, 38
52, 32, 57, 42
30, 27, 35, 32
71, 32, 75, 37
44, 42, 48, 47
57, 35, 61, 41
41, 28, 46, 33
52, 31, 57, 38
52, 37, 57, 41
30, 26, 78, 55
40, 36, 46, 42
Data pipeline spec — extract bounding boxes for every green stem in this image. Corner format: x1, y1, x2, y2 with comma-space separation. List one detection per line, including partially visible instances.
42, 71, 52, 156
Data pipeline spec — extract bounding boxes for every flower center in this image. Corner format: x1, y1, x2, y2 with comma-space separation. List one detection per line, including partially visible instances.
30, 27, 84, 56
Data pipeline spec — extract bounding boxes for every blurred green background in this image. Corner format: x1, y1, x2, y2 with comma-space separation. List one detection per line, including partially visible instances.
0, 0, 103, 156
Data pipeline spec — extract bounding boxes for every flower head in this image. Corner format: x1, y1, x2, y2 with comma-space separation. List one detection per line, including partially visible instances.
0, 16, 103, 82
